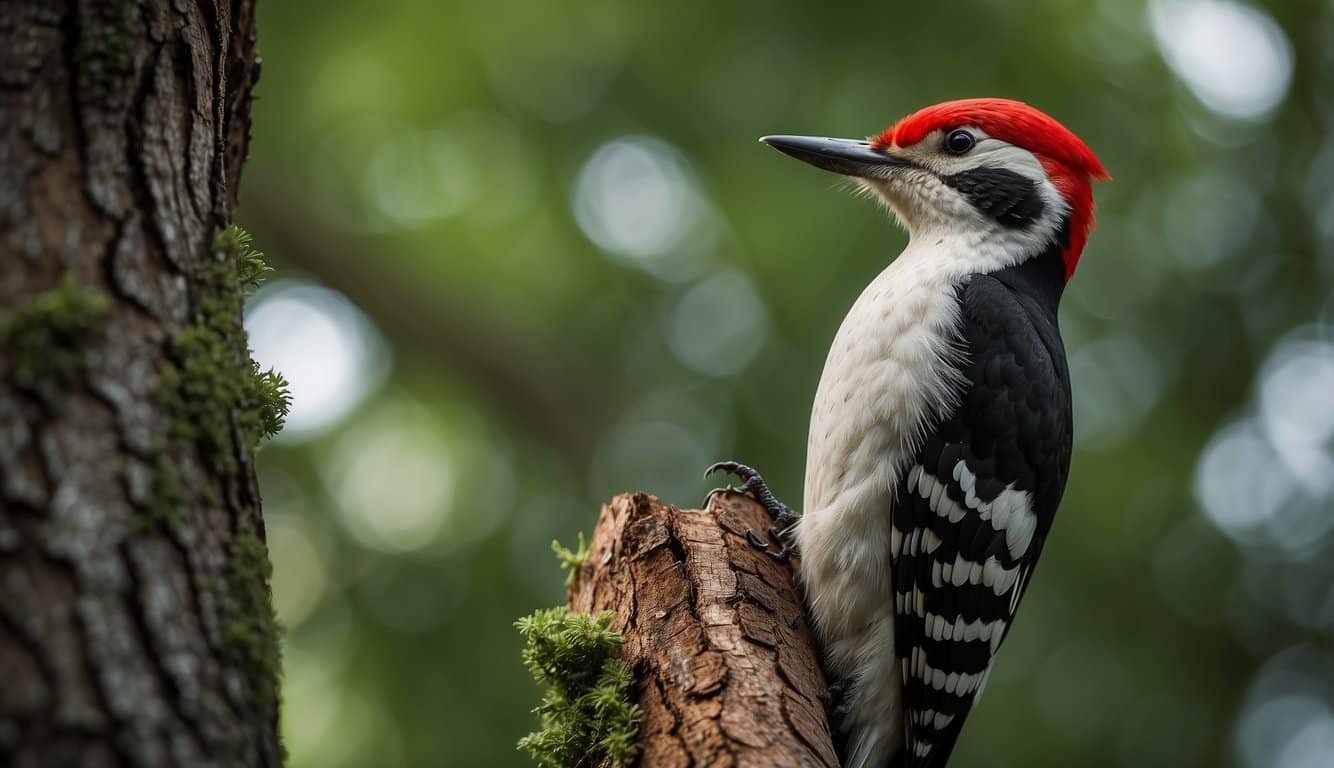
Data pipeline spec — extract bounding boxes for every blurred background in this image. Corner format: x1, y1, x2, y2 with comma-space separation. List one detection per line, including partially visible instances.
236, 0, 1334, 765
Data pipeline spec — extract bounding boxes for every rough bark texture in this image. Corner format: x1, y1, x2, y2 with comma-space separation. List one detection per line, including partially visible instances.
0, 2, 278, 767
569, 492, 838, 768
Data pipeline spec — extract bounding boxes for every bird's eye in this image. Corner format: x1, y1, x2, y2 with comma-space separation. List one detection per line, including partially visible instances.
944, 129, 975, 154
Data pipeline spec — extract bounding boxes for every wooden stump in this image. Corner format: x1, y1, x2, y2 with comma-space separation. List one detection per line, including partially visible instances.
567, 492, 838, 768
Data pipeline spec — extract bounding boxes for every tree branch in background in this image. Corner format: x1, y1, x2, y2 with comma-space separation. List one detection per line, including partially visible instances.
240, 177, 601, 462
568, 492, 838, 767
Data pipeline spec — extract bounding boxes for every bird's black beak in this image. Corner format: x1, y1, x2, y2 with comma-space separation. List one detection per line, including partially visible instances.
760, 135, 908, 177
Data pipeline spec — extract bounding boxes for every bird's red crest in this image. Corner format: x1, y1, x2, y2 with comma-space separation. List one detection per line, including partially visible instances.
872, 98, 1109, 280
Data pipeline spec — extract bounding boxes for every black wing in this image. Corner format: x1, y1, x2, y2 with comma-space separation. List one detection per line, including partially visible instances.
891, 262, 1073, 767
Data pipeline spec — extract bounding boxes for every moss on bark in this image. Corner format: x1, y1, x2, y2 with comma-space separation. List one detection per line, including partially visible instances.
150, 225, 289, 712
0, 272, 110, 390
147, 225, 290, 528
223, 515, 283, 710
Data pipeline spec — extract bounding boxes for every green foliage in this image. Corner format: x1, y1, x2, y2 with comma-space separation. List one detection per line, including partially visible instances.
551, 534, 589, 586
515, 608, 639, 768
1, 272, 109, 389
222, 515, 283, 710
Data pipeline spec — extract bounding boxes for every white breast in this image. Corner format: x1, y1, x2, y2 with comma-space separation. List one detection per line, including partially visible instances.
793, 235, 990, 765
797, 241, 966, 649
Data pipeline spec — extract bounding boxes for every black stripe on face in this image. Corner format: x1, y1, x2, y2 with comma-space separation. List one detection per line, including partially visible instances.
940, 166, 1046, 229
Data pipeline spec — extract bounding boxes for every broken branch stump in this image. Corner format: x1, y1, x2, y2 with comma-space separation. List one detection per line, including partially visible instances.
567, 492, 838, 768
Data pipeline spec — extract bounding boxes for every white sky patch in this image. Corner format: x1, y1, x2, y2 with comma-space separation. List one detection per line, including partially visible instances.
1150, 0, 1293, 121
245, 280, 389, 442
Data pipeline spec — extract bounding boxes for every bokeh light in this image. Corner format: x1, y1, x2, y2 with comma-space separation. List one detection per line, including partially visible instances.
1196, 330, 1334, 558
668, 270, 770, 377
235, 1, 1334, 765
1150, 0, 1294, 121
323, 398, 455, 553
267, 515, 328, 627
367, 130, 476, 226
1258, 338, 1334, 496
1069, 334, 1167, 448
1195, 418, 1291, 544
1235, 647, 1334, 768
573, 136, 714, 278
245, 280, 389, 441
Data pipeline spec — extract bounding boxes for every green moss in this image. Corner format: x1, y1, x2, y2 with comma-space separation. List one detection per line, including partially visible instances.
168, 314, 289, 474
216, 225, 272, 295
250, 362, 292, 442
141, 451, 186, 530
148, 225, 291, 527
222, 515, 282, 710
1, 272, 109, 389
176, 226, 290, 466
515, 608, 639, 768
551, 533, 589, 586
135, 227, 286, 711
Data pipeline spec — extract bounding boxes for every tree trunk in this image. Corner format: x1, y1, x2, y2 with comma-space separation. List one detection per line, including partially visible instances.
0, 2, 278, 767
569, 492, 839, 768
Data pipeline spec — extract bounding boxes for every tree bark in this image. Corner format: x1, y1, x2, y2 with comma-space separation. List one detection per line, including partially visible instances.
569, 492, 838, 768
0, 2, 278, 767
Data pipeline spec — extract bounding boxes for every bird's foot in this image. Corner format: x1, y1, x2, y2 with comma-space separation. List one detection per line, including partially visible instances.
704, 461, 799, 561
819, 681, 852, 723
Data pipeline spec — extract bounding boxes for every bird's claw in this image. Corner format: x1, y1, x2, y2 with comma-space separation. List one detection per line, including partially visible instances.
704, 479, 759, 510
703, 481, 741, 509
703, 461, 795, 522
704, 460, 747, 480
744, 525, 794, 561
744, 528, 770, 549
744, 528, 795, 561
706, 460, 800, 560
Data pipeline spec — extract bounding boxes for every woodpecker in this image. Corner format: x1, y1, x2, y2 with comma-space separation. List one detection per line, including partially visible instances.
707, 98, 1108, 767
